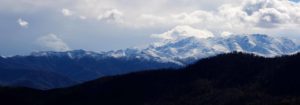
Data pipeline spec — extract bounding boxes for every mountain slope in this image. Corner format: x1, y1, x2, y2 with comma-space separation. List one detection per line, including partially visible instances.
0, 68, 76, 90
1, 52, 300, 105
0, 50, 178, 89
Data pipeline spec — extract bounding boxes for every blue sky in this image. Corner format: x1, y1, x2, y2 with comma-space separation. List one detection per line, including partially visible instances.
0, 0, 300, 56
291, 0, 300, 2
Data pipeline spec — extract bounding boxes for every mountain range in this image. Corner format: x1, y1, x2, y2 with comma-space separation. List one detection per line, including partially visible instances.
1, 52, 300, 105
0, 33, 299, 89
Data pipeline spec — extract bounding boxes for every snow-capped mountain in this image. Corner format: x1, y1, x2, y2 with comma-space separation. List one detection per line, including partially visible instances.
23, 34, 300, 68
27, 34, 300, 61
140, 34, 299, 64
0, 33, 299, 90
26, 25, 300, 66
76, 34, 298, 65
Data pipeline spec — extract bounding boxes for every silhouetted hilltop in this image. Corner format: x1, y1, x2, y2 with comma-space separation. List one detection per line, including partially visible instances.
1, 52, 300, 105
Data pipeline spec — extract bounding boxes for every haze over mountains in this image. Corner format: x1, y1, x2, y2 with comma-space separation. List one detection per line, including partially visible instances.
0, 29, 299, 89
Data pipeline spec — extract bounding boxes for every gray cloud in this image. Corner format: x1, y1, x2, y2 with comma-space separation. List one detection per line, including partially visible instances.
239, 0, 299, 28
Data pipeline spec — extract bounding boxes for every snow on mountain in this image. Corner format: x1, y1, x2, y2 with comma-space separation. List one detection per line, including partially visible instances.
26, 34, 299, 66
2, 25, 299, 68
14, 26, 297, 66
29, 50, 101, 60
143, 34, 299, 64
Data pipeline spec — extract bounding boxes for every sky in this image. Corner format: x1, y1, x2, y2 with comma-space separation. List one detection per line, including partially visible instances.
0, 0, 300, 56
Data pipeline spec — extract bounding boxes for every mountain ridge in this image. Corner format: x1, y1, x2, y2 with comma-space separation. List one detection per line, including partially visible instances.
11, 34, 300, 64
1, 52, 300, 105
0, 34, 299, 89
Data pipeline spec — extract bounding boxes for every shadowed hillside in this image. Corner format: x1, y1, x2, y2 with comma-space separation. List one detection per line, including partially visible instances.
1, 52, 300, 105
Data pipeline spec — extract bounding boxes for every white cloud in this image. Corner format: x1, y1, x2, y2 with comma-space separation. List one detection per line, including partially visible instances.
152, 25, 214, 41
97, 9, 123, 23
62, 8, 73, 16
37, 34, 71, 51
18, 18, 29, 28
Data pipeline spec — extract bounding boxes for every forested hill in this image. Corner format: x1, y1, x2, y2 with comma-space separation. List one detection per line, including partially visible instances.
1, 52, 300, 105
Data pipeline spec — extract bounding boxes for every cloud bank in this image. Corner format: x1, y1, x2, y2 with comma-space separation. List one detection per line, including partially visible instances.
3, 0, 300, 31
51, 0, 300, 36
